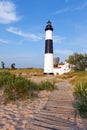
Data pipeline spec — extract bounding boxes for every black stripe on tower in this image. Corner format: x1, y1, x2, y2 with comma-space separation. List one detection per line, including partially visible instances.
45, 40, 53, 53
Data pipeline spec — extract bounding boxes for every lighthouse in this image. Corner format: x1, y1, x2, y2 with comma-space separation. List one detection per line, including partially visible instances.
44, 21, 54, 75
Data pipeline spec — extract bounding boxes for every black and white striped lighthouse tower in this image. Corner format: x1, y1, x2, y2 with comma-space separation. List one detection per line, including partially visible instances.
44, 21, 54, 75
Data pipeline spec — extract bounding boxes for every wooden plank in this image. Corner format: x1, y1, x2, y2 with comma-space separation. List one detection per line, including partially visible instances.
34, 115, 74, 127
39, 111, 74, 120
44, 106, 74, 112
30, 120, 73, 130
44, 104, 74, 110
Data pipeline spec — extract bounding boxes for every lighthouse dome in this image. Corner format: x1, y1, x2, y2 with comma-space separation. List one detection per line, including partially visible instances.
45, 20, 53, 31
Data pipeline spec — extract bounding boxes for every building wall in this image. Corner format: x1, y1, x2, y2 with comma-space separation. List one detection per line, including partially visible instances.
53, 62, 71, 75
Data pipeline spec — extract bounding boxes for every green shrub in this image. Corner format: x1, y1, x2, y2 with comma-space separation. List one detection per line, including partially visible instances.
0, 72, 55, 102
74, 82, 87, 118
3, 76, 33, 101
0, 72, 11, 87
39, 81, 55, 91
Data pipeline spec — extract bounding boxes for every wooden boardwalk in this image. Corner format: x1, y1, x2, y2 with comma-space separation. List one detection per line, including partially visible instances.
27, 80, 85, 130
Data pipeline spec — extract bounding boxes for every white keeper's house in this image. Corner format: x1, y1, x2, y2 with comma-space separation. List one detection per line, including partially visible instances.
53, 60, 71, 75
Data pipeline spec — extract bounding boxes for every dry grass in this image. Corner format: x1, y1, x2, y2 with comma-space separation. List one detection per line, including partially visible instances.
0, 68, 86, 86
0, 68, 43, 78
57, 71, 87, 85
0, 68, 63, 85
69, 71, 87, 85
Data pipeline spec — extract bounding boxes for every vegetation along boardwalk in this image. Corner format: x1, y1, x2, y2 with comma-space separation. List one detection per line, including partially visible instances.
27, 80, 86, 130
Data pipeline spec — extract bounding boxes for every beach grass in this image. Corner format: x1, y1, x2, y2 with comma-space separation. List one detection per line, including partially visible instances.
0, 71, 55, 102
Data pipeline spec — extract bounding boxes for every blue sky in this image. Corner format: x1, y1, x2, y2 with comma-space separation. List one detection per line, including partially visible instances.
0, 0, 87, 68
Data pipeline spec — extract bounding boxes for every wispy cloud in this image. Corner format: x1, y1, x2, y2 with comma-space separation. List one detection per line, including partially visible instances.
55, 49, 73, 55
0, 55, 31, 60
74, 2, 87, 11
6, 27, 43, 41
53, 35, 66, 43
0, 1, 20, 24
56, 7, 69, 14
56, 2, 87, 14
0, 39, 9, 44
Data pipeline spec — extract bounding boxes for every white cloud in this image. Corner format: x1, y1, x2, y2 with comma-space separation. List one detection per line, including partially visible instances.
53, 35, 66, 43
0, 55, 31, 60
55, 49, 73, 55
56, 2, 87, 14
0, 39, 9, 44
6, 27, 43, 41
74, 2, 87, 11
0, 1, 19, 24
56, 7, 69, 14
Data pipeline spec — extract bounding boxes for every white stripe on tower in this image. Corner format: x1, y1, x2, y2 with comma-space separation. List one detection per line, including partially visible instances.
45, 30, 52, 40
44, 21, 54, 75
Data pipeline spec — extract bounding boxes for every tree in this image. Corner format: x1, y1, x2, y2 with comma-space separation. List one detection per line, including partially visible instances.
84, 54, 87, 69
11, 63, 16, 69
67, 53, 87, 71
1, 61, 5, 69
